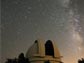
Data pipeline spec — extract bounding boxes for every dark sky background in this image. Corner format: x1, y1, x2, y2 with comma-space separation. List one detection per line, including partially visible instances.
1, 0, 84, 63
0, 0, 1, 62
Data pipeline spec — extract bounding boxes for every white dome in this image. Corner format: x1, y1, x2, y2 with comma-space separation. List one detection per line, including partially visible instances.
26, 39, 62, 63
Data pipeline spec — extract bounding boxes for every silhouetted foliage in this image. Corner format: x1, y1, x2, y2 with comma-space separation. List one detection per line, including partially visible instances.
78, 58, 84, 63
82, 58, 84, 62
5, 53, 30, 63
5, 59, 13, 63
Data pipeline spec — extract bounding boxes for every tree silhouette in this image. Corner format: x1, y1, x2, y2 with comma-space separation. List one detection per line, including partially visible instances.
78, 59, 82, 63
78, 58, 84, 63
82, 58, 84, 63
5, 53, 30, 63
18, 53, 25, 63
5, 59, 13, 63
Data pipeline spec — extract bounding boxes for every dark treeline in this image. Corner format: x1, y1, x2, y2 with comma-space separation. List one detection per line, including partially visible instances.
5, 53, 84, 63
78, 58, 84, 63
5, 53, 30, 63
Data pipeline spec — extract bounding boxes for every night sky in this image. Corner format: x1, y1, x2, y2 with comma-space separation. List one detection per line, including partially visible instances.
0, 0, 1, 62
1, 0, 84, 63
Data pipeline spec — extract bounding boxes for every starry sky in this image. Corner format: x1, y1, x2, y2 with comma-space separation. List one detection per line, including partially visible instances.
0, 0, 1, 62
1, 0, 84, 63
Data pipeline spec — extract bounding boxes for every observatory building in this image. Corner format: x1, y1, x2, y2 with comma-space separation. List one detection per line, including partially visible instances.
26, 40, 62, 63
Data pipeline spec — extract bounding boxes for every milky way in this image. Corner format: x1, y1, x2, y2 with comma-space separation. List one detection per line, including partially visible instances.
1, 0, 84, 63
61, 0, 84, 63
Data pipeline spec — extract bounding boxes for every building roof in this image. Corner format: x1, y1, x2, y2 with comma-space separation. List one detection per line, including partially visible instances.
26, 39, 62, 58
